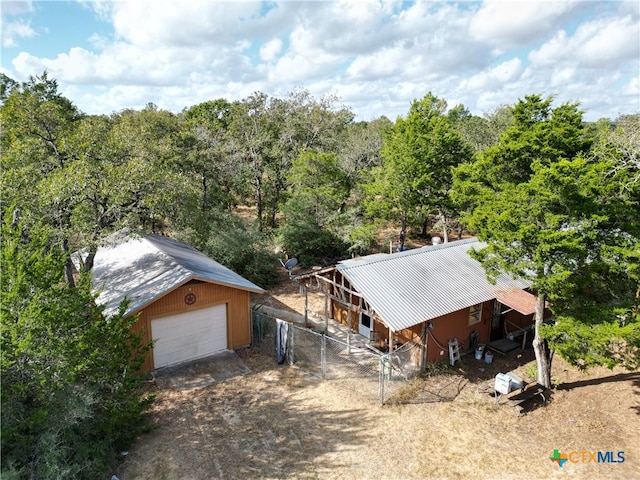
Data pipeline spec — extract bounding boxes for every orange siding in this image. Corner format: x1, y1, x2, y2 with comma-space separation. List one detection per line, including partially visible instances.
332, 302, 359, 331
419, 300, 493, 363
132, 281, 252, 372
330, 297, 493, 363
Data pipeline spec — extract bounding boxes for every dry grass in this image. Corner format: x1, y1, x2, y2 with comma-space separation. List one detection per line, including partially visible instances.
115, 279, 640, 480
115, 349, 640, 480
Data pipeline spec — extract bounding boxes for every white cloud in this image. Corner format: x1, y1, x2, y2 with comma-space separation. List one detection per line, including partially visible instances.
1, 19, 36, 47
1, 0, 33, 15
459, 58, 524, 92
3, 0, 637, 122
529, 15, 640, 69
259, 38, 283, 62
469, 0, 579, 47
109, 0, 260, 48
1, 0, 36, 48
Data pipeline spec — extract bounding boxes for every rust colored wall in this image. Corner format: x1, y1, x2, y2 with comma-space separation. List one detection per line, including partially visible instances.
330, 297, 494, 363
420, 300, 492, 363
132, 280, 253, 372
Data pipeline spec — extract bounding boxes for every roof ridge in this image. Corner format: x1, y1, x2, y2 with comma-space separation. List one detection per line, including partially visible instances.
339, 237, 479, 270
143, 234, 191, 273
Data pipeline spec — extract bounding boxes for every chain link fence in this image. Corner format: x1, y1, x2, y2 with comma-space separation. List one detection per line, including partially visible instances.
251, 310, 421, 404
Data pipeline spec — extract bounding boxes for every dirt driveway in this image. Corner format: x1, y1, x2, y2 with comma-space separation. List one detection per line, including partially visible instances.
114, 346, 640, 480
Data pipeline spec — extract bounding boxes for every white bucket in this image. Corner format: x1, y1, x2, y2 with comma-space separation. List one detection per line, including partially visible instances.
485, 350, 494, 364
475, 348, 483, 360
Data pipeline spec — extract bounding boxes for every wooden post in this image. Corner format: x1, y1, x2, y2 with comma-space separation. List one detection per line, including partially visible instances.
324, 293, 328, 322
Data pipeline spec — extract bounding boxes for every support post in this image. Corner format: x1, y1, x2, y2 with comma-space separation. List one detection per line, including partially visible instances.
379, 356, 385, 405
304, 284, 308, 326
421, 330, 427, 374
289, 324, 294, 365
347, 292, 352, 332
324, 293, 329, 333
321, 334, 326, 379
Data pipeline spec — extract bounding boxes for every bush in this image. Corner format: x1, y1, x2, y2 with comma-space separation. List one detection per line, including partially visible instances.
277, 220, 348, 267
198, 218, 281, 289
1, 218, 154, 479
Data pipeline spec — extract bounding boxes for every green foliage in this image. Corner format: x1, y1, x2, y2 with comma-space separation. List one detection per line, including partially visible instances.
186, 214, 280, 289
455, 95, 639, 376
1, 216, 154, 479
345, 223, 378, 256
284, 150, 349, 227
364, 92, 473, 244
278, 150, 350, 265
543, 312, 639, 371
1, 74, 195, 261
277, 220, 347, 267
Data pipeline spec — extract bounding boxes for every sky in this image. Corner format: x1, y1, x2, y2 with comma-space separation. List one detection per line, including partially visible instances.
1, 0, 639, 121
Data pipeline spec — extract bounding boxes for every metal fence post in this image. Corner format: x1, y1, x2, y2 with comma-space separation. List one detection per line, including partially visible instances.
321, 334, 326, 379
379, 356, 384, 405
289, 323, 294, 365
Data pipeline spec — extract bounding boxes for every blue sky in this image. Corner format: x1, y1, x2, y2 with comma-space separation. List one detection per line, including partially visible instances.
1, 0, 638, 121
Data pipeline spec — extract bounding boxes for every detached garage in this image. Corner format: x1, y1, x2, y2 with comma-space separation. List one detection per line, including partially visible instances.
90, 232, 264, 372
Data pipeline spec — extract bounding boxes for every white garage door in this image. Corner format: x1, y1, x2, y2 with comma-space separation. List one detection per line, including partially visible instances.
151, 304, 227, 369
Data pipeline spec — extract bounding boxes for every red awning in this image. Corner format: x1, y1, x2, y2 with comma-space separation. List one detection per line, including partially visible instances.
495, 289, 538, 315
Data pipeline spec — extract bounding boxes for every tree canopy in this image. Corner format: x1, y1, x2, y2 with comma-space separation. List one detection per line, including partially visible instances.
453, 96, 639, 387
364, 93, 473, 248
1, 216, 153, 478
2, 72, 638, 477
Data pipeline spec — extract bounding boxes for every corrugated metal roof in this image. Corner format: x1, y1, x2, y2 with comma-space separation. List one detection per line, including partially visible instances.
337, 238, 531, 332
92, 234, 264, 318
495, 288, 539, 315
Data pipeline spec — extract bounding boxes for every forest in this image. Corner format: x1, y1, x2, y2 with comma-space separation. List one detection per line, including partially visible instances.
1, 72, 638, 478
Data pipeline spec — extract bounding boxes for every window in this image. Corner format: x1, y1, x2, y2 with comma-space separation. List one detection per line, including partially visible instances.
469, 304, 482, 325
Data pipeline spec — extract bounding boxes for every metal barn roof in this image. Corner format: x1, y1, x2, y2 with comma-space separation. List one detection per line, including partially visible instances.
337, 238, 531, 332
92, 234, 264, 318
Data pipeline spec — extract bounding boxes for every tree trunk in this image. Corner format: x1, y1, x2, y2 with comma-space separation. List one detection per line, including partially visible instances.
532, 292, 552, 388
83, 250, 96, 273
62, 238, 76, 288
202, 173, 208, 212
398, 212, 407, 251
420, 215, 429, 238
438, 208, 449, 243
255, 175, 263, 232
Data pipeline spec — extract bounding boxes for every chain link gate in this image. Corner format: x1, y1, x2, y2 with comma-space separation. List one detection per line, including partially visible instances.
252, 310, 387, 403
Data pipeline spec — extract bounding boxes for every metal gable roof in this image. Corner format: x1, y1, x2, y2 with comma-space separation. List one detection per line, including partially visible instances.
337, 238, 531, 332
92, 234, 264, 318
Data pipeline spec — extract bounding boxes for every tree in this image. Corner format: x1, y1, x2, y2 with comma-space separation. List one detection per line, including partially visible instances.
543, 114, 639, 371
278, 150, 349, 266
447, 104, 513, 152
1, 72, 84, 284
1, 215, 153, 478
2, 78, 195, 279
0, 73, 19, 103
181, 99, 240, 215
453, 96, 639, 388
365, 93, 473, 248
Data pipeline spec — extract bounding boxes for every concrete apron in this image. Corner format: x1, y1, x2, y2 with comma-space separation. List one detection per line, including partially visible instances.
153, 349, 250, 391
